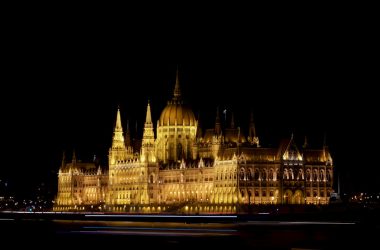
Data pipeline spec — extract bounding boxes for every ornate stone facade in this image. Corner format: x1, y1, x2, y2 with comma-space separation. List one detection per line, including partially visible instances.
55, 71, 334, 213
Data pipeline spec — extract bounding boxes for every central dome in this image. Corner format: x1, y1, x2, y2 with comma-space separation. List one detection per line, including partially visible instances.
158, 69, 196, 127
159, 101, 196, 126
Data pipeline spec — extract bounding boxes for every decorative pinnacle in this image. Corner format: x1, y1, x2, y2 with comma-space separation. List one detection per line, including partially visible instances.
115, 107, 123, 132
173, 66, 181, 100
145, 100, 152, 124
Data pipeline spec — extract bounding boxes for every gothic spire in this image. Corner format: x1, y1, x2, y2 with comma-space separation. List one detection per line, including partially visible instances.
230, 112, 235, 129
215, 107, 221, 135
115, 106, 123, 132
173, 66, 181, 100
111, 107, 125, 149
61, 151, 66, 168
196, 112, 202, 139
72, 149, 76, 165
303, 136, 308, 148
142, 101, 155, 163
125, 120, 131, 147
323, 132, 327, 160
249, 111, 260, 147
249, 111, 257, 138
145, 100, 152, 125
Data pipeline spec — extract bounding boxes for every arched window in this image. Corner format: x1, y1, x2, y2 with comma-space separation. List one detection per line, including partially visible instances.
254, 169, 260, 181
327, 170, 332, 182
320, 170, 325, 182
150, 174, 154, 184
313, 170, 318, 182
169, 143, 174, 159
289, 169, 294, 180
262, 169, 267, 181
177, 143, 183, 160
283, 169, 289, 180
306, 169, 311, 181
247, 169, 253, 181
240, 168, 245, 180
269, 169, 274, 181
298, 169, 304, 180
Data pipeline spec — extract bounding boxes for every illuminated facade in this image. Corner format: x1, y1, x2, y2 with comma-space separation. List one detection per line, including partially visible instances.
55, 71, 334, 213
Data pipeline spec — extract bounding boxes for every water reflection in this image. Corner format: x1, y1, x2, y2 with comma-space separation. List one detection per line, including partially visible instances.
0, 214, 378, 249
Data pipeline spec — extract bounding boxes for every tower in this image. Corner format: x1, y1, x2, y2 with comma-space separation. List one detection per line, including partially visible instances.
212, 107, 223, 159
248, 111, 260, 147
109, 107, 133, 165
156, 68, 197, 163
125, 120, 131, 147
141, 101, 156, 163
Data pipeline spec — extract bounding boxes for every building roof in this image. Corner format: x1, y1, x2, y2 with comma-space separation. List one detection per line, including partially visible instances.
159, 102, 196, 126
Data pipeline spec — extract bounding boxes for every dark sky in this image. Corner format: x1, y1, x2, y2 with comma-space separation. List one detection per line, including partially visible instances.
1, 20, 378, 197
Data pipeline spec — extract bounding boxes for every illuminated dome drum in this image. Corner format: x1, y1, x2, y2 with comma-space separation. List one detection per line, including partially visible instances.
155, 73, 197, 163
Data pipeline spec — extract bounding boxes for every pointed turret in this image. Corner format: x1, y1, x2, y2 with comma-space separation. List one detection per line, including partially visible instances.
111, 107, 125, 149
125, 120, 131, 147
322, 132, 327, 161
215, 107, 221, 135
115, 106, 123, 133
303, 136, 308, 148
61, 151, 66, 169
72, 149, 77, 165
145, 100, 152, 125
109, 107, 128, 165
173, 66, 181, 100
248, 111, 260, 147
196, 112, 202, 139
249, 112, 256, 138
141, 101, 156, 163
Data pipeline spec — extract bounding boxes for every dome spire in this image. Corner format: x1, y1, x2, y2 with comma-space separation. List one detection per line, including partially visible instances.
173, 65, 181, 100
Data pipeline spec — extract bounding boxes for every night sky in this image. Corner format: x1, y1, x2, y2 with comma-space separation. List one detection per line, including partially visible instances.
1, 21, 378, 198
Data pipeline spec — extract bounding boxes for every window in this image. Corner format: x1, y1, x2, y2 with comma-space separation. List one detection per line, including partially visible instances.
150, 175, 154, 184
177, 143, 183, 159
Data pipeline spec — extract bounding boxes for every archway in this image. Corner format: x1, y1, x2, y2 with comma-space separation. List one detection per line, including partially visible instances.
283, 190, 293, 204
293, 190, 303, 204
177, 143, 183, 160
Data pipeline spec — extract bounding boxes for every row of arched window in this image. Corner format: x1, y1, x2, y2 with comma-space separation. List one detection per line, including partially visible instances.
237, 167, 333, 182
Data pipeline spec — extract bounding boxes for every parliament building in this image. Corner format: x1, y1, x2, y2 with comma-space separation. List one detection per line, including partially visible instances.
54, 71, 334, 213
